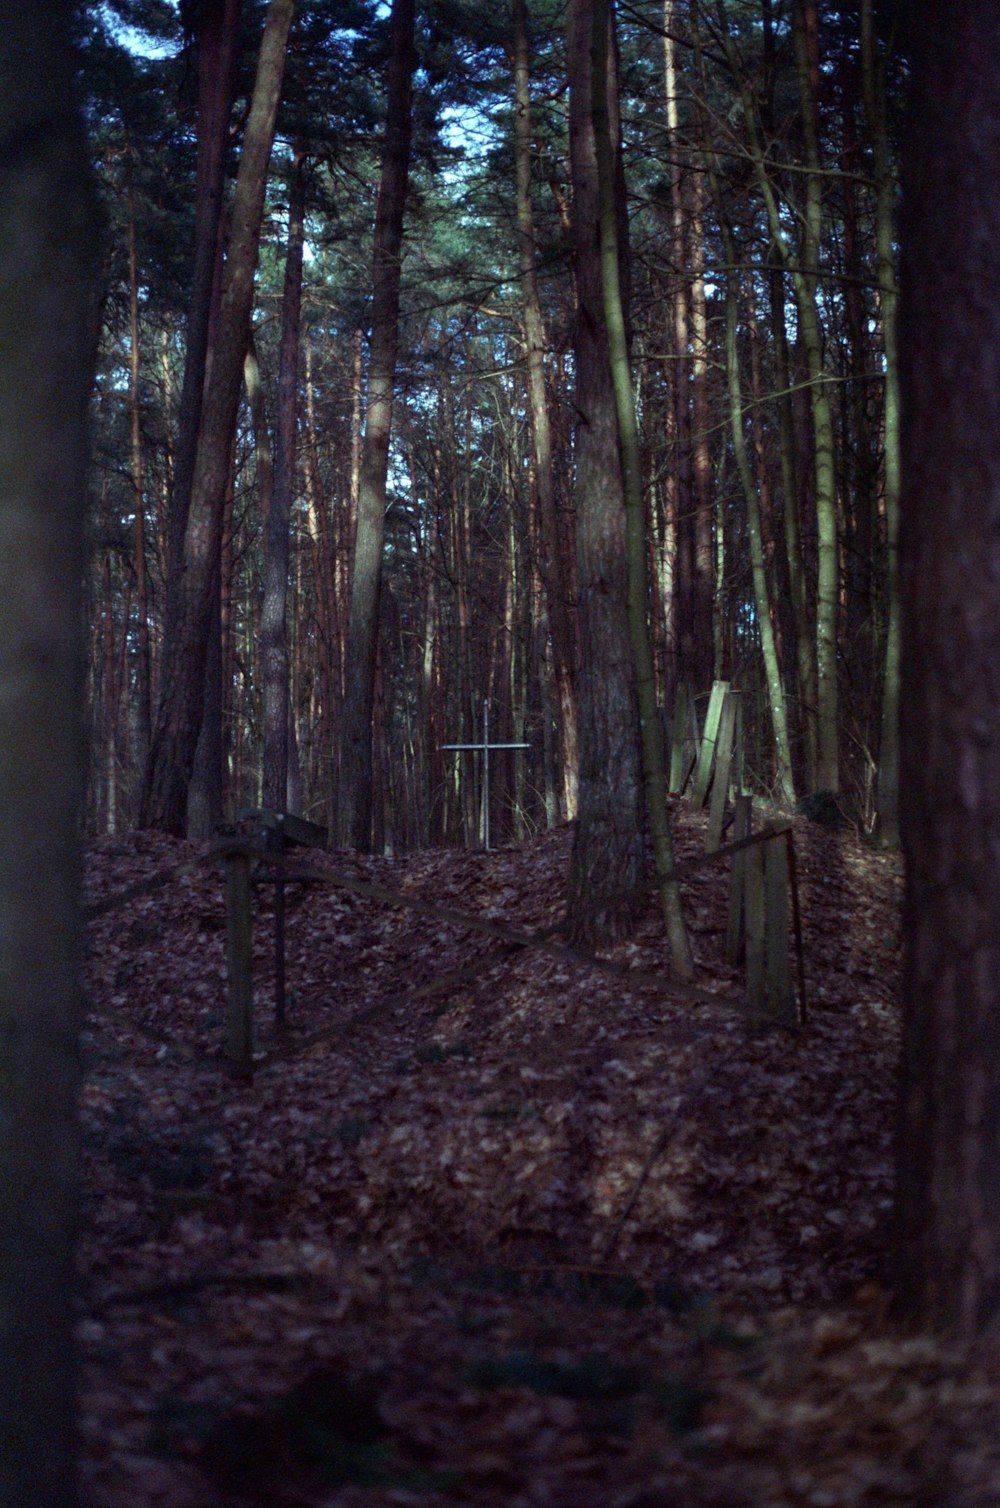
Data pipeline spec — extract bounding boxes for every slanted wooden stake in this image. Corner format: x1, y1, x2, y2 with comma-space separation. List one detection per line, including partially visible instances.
707, 688, 740, 853
692, 679, 729, 808
225, 846, 254, 1079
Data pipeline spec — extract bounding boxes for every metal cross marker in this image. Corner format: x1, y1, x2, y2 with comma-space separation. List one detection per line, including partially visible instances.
442, 699, 529, 851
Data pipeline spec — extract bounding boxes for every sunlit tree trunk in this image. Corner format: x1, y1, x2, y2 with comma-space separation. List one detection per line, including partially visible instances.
339, 0, 415, 848
142, 0, 295, 833
895, 0, 1000, 1337
0, 10, 97, 1498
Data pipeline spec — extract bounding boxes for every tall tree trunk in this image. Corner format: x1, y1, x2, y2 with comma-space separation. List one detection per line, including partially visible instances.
262, 147, 306, 810
719, 0, 838, 793
565, 0, 646, 946
593, 0, 694, 976
0, 11, 97, 1499
338, 0, 415, 849
665, 4, 712, 704
688, 164, 716, 687
792, 0, 839, 793
142, 0, 295, 833
721, 246, 795, 804
165, 0, 240, 612
895, 0, 1000, 1338
770, 257, 818, 787
863, 0, 902, 847
125, 137, 152, 777
101, 484, 120, 833
512, 0, 579, 820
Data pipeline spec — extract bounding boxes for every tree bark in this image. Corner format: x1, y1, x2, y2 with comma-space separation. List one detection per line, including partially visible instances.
719, 238, 795, 805
511, 0, 579, 821
863, 0, 902, 847
592, 0, 694, 976
165, 0, 241, 615
142, 0, 295, 833
338, 0, 415, 849
0, 9, 97, 1500
895, 0, 1000, 1337
564, 0, 646, 946
262, 147, 306, 811
125, 137, 152, 776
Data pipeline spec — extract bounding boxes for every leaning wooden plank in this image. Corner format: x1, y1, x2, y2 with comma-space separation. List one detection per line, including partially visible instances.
764, 835, 796, 1024
692, 680, 729, 808
731, 690, 745, 797
706, 690, 738, 853
225, 848, 254, 1080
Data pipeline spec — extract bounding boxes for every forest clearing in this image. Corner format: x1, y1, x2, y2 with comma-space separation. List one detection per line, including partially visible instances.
77, 810, 997, 1505
4, 2, 1000, 1503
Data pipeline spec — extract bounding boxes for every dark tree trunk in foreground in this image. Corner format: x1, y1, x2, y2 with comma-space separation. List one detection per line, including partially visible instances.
895, 0, 1000, 1337
339, 0, 415, 849
0, 7, 97, 1500
142, 0, 295, 834
592, 0, 693, 975
564, 0, 645, 945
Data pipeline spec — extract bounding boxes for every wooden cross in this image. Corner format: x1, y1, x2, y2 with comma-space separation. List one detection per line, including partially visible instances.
442, 700, 529, 851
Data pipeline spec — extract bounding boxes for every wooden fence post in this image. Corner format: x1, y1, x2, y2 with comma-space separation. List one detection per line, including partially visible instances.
225, 846, 254, 1079
731, 688, 745, 797
707, 689, 740, 853
692, 680, 729, 808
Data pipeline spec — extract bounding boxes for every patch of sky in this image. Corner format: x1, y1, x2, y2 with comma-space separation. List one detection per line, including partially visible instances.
98, 1, 181, 60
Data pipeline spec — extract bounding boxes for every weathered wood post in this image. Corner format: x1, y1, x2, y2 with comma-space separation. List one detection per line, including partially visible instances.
224, 843, 254, 1079
707, 689, 740, 853
692, 680, 729, 808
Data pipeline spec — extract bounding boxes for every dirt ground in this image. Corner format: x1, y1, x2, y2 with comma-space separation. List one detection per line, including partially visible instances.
77, 809, 1000, 1506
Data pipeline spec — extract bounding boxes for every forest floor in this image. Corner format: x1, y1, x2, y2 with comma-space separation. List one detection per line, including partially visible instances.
79, 807, 1000, 1507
